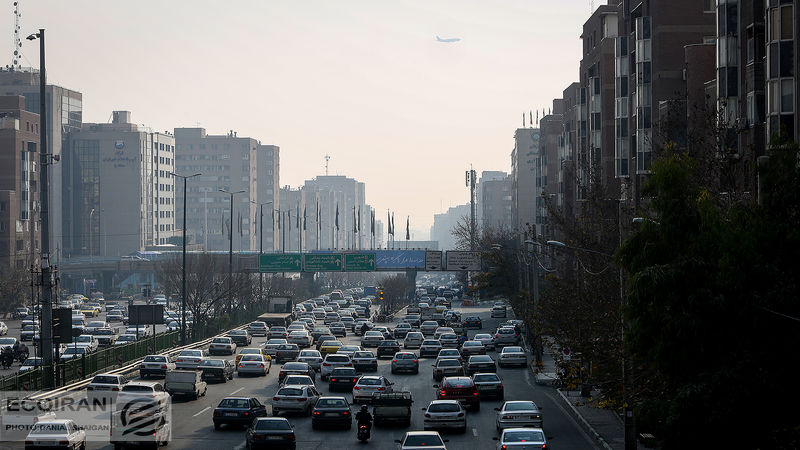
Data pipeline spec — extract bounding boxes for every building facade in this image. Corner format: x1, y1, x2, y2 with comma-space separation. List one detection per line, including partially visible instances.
64, 111, 174, 257
0, 96, 40, 268
430, 204, 470, 251
511, 128, 540, 235
0, 69, 82, 261
478, 171, 512, 231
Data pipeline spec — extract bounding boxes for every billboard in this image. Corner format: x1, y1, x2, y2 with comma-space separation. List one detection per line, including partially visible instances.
375, 250, 426, 270
128, 304, 164, 326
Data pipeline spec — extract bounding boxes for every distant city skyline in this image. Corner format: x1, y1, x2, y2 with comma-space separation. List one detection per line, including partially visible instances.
8, 0, 590, 233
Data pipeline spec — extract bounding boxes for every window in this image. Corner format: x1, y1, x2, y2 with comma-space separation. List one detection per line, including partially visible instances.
703, 0, 714, 13
781, 79, 794, 113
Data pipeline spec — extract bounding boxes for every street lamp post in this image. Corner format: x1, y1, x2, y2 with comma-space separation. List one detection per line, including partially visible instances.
89, 208, 95, 264
251, 201, 273, 304
171, 172, 201, 346
220, 189, 246, 314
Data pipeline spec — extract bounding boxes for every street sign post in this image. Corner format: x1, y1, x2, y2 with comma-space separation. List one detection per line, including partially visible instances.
303, 254, 343, 272
425, 251, 443, 271
343, 253, 376, 271
445, 251, 482, 271
259, 254, 303, 272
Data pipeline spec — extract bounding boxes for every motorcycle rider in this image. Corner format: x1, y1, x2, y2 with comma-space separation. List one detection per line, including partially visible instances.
1, 346, 13, 368
355, 404, 372, 437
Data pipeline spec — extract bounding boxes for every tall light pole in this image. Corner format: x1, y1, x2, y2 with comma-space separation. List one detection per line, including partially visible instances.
171, 172, 201, 345
220, 189, 246, 311
27, 28, 56, 388
251, 201, 272, 303
89, 208, 95, 264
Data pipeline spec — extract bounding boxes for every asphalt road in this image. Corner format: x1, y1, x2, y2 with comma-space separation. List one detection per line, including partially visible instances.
1, 300, 599, 449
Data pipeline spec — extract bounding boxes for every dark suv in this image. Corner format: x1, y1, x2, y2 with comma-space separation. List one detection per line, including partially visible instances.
436, 376, 480, 411
377, 340, 401, 358
463, 317, 482, 329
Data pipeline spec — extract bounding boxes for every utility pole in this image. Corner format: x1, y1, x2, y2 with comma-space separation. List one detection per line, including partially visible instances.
30, 29, 55, 388
220, 189, 245, 313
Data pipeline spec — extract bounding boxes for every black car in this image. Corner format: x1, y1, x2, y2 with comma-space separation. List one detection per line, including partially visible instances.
328, 367, 360, 391
377, 340, 401, 358
279, 362, 315, 383
465, 355, 497, 375
464, 316, 482, 329
311, 396, 352, 430
213, 397, 267, 429
200, 359, 235, 382
274, 344, 301, 363
246, 417, 296, 450
227, 330, 252, 346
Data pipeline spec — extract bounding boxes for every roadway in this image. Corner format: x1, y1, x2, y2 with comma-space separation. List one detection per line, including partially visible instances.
0, 299, 599, 449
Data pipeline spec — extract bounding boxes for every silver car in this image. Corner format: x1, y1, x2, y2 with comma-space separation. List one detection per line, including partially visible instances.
297, 349, 323, 371
390, 352, 419, 374
495, 428, 547, 450
495, 400, 543, 429
237, 354, 270, 376
361, 330, 385, 348
423, 400, 467, 432
498, 346, 527, 368
474, 334, 495, 351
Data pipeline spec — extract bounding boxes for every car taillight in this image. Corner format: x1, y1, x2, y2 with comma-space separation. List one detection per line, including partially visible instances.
25, 441, 33, 445
273, 396, 280, 401
140, 364, 145, 369
440, 390, 446, 396
86, 386, 94, 390
238, 364, 244, 368
243, 412, 249, 416
313, 411, 321, 415
352, 378, 357, 382
345, 363, 352, 366
353, 386, 361, 390
288, 435, 296, 440
161, 365, 167, 369
330, 378, 336, 382
112, 387, 120, 391
377, 387, 386, 390
253, 434, 264, 440
392, 359, 397, 363
343, 410, 350, 415
323, 363, 330, 366
58, 441, 69, 446
501, 445, 507, 450
413, 360, 418, 363
214, 411, 220, 416
298, 398, 306, 402
424, 413, 431, 418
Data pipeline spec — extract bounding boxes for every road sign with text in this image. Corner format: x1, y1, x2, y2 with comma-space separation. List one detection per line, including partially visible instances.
303, 254, 343, 271
445, 251, 482, 271
425, 251, 443, 271
259, 254, 302, 272
344, 253, 376, 271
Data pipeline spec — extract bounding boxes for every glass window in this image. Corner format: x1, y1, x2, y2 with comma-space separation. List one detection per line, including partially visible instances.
781, 79, 794, 112
781, 6, 793, 40
780, 41, 794, 77
770, 8, 780, 42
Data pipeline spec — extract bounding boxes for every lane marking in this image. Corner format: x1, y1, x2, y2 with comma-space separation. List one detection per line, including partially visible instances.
230, 387, 244, 395
192, 407, 210, 417
232, 441, 246, 450
472, 427, 478, 437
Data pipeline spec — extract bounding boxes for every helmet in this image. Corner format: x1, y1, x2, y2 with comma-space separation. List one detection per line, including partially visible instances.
360, 405, 368, 412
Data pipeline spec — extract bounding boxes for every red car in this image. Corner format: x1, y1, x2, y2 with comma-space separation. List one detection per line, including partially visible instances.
436, 376, 480, 411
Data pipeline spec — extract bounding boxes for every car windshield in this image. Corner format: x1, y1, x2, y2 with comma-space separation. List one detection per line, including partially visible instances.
326, 355, 349, 363
404, 435, 444, 446
201, 360, 224, 367
379, 341, 398, 346
316, 398, 347, 408
22, 358, 41, 366
440, 350, 459, 356
283, 363, 306, 370
92, 376, 120, 384
230, 331, 245, 335
358, 378, 382, 386
504, 347, 523, 353
441, 334, 457, 340
505, 401, 538, 411
212, 338, 230, 343
30, 423, 67, 434
428, 402, 460, 412
180, 351, 202, 357
267, 339, 286, 345
464, 341, 481, 347
64, 348, 85, 355
504, 430, 545, 442
122, 385, 154, 392
218, 398, 250, 409
423, 341, 439, 346
240, 355, 261, 361
143, 356, 166, 362
254, 419, 291, 431
330, 368, 356, 376
241, 349, 261, 354
354, 352, 373, 358
473, 374, 500, 382
471, 356, 492, 363
396, 353, 415, 359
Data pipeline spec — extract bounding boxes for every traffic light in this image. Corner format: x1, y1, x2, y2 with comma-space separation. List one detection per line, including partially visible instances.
52, 308, 72, 344
379, 290, 384, 302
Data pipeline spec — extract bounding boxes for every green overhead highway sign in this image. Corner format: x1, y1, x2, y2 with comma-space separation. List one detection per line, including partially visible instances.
344, 253, 376, 272
259, 254, 302, 272
303, 254, 343, 271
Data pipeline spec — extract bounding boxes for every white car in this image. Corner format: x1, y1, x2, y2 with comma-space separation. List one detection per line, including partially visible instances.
361, 330, 385, 348
116, 381, 170, 408
423, 400, 467, 432
25, 420, 86, 449
271, 385, 320, 416
19, 357, 42, 372
87, 373, 127, 401
439, 333, 460, 349
433, 327, 454, 340
75, 334, 99, 352
498, 346, 528, 368
296, 349, 323, 371
352, 375, 393, 403
114, 334, 137, 346
474, 334, 495, 351
419, 339, 443, 358
262, 338, 288, 357
166, 321, 180, 332
126, 326, 149, 338
491, 305, 507, 318
320, 353, 352, 380
492, 327, 519, 347
287, 330, 312, 348
60, 345, 88, 361
395, 431, 449, 450
175, 349, 206, 370
140, 354, 175, 378
404, 332, 424, 349
209, 337, 237, 355
248, 321, 269, 337
420, 321, 439, 335
494, 400, 543, 429
237, 354, 270, 376
85, 320, 107, 334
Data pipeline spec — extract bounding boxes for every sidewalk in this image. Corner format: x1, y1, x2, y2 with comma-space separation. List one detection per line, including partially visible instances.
531, 344, 629, 450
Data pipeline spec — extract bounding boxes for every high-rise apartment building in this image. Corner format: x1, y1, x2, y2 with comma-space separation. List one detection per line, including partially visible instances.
278, 186, 306, 252
430, 204, 470, 251
64, 111, 174, 257
0, 69, 82, 260
302, 175, 369, 250
174, 128, 277, 252
511, 128, 540, 235
478, 171, 512, 231
0, 96, 40, 268
538, 102, 565, 240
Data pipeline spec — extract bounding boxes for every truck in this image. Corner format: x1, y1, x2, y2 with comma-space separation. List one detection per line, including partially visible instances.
372, 391, 413, 427
164, 370, 207, 400
257, 312, 293, 328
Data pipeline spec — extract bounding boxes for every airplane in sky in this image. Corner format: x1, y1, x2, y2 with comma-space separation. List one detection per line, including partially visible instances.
436, 36, 461, 43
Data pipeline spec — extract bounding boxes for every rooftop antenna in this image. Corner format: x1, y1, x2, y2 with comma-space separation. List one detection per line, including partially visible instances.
324, 154, 330, 176
10, 1, 22, 70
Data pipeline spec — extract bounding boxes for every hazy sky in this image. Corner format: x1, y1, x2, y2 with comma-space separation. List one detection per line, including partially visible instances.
11, 1, 590, 238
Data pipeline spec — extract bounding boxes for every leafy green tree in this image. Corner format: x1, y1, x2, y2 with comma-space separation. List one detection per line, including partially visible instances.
616, 144, 800, 448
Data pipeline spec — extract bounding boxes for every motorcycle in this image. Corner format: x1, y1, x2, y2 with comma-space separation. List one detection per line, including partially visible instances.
1, 353, 13, 370
14, 350, 29, 364
357, 424, 370, 442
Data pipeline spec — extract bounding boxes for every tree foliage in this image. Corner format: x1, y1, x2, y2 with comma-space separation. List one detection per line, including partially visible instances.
616, 144, 800, 448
